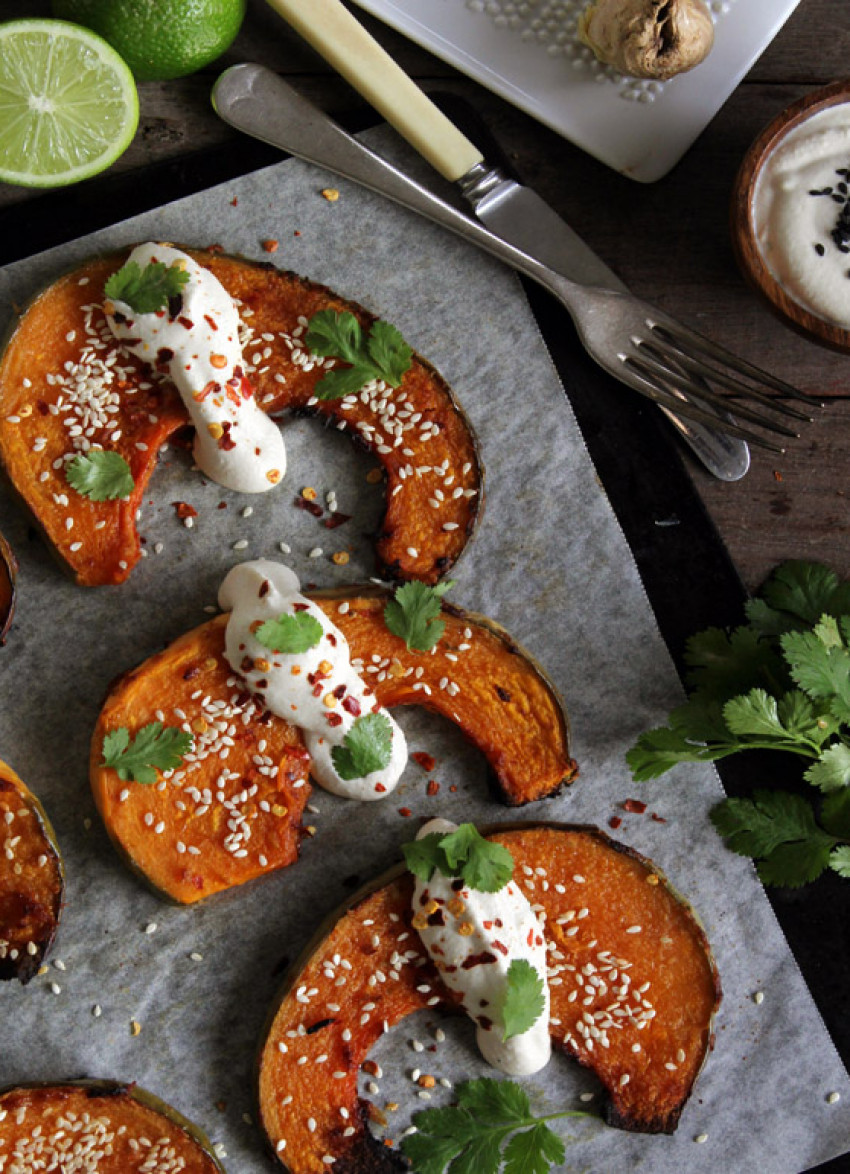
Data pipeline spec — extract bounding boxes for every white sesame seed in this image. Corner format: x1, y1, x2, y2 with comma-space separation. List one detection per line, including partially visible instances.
827, 1091, 841, 1105
694, 1133, 708, 1144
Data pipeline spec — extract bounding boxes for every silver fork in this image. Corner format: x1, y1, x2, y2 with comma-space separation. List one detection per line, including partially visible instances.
212, 67, 816, 457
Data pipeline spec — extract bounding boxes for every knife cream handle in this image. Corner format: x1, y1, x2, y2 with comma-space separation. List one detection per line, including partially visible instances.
264, 0, 483, 181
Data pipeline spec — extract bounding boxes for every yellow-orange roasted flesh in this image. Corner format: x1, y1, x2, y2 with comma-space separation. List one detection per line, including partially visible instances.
257, 825, 720, 1172
0, 531, 17, 643
311, 588, 576, 805
0, 1081, 224, 1172
90, 619, 311, 904
0, 757, 63, 983
0, 249, 482, 586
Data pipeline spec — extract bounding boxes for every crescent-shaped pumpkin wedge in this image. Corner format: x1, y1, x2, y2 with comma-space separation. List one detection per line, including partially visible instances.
0, 531, 16, 644
0, 248, 482, 587
0, 757, 64, 983
90, 592, 576, 904
0, 1080, 225, 1172
257, 825, 720, 1172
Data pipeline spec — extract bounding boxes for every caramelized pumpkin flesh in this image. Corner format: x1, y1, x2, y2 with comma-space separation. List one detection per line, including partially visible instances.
0, 1081, 224, 1172
0, 757, 63, 983
257, 826, 720, 1172
91, 596, 575, 902
90, 619, 312, 905
0, 250, 482, 586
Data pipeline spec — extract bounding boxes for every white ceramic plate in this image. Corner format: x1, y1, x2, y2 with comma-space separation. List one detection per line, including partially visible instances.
350, 0, 803, 182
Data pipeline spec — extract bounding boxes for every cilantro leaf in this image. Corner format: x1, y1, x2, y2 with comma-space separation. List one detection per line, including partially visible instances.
457, 1079, 530, 1124
761, 560, 850, 626
829, 845, 850, 878
402, 824, 513, 892
304, 309, 413, 399
331, 712, 393, 780
367, 319, 413, 386
401, 1078, 594, 1174
101, 722, 192, 784
402, 832, 447, 882
440, 823, 514, 892
501, 959, 546, 1040
782, 625, 850, 711
625, 725, 726, 782
710, 791, 837, 887
384, 579, 454, 652
255, 611, 323, 655
820, 787, 850, 839
684, 625, 788, 700
104, 259, 190, 314
804, 743, 850, 792
66, 451, 134, 502
503, 1122, 566, 1174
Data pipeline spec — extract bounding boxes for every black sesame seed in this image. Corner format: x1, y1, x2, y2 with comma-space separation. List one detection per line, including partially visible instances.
815, 243, 826, 256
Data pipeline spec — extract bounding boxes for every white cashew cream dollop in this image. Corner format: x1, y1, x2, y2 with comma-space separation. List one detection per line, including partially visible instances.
219, 560, 407, 800
105, 242, 286, 492
411, 817, 551, 1076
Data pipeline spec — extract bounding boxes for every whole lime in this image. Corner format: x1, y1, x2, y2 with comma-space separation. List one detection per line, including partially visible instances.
51, 0, 247, 82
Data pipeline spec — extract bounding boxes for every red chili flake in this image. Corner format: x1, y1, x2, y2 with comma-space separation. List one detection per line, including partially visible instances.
293, 602, 309, 611
262, 239, 279, 253
342, 696, 362, 717
527, 928, 534, 947
230, 198, 238, 207
323, 512, 352, 530
333, 684, 346, 699
217, 502, 228, 510
204, 314, 218, 332
774, 470, 783, 481
207, 243, 224, 253
449, 785, 458, 793
193, 380, 219, 403
609, 816, 622, 829
294, 495, 323, 518
294, 230, 302, 237
412, 752, 436, 772
177, 316, 194, 330
219, 422, 236, 451
259, 579, 271, 598
36, 400, 50, 415
622, 799, 647, 814
374, 783, 386, 793
172, 502, 198, 519
398, 807, 412, 818
492, 941, 508, 956
651, 812, 667, 823
426, 780, 440, 796
326, 713, 343, 727
362, 1060, 380, 1077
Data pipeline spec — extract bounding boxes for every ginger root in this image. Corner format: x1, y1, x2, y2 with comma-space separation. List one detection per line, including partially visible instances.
578, 0, 715, 81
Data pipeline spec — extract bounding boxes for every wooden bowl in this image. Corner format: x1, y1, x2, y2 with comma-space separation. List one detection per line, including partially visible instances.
731, 79, 850, 353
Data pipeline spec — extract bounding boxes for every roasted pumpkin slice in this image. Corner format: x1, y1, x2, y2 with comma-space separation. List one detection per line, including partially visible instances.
311, 587, 576, 806
0, 531, 16, 644
91, 595, 575, 903
0, 1080, 224, 1172
0, 757, 64, 983
90, 619, 312, 905
0, 249, 482, 587
257, 825, 720, 1170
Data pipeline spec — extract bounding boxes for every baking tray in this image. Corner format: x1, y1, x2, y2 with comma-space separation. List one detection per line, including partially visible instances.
0, 98, 847, 1171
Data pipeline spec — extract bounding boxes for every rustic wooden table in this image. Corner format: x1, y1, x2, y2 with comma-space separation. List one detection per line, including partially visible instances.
4, 0, 850, 595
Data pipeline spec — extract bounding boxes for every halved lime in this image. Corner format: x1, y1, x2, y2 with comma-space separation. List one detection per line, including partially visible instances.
0, 19, 139, 188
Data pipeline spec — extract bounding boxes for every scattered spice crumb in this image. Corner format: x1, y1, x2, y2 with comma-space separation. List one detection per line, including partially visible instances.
321, 188, 340, 202
412, 751, 436, 772
262, 239, 279, 253
449, 784, 458, 793
609, 815, 622, 829
622, 799, 647, 814
774, 470, 783, 481
417, 1075, 436, 1089
172, 501, 198, 520
398, 807, 412, 818
366, 468, 383, 484
301, 486, 318, 501
332, 551, 349, 566
427, 780, 440, 796
650, 812, 667, 823
230, 197, 238, 206
130, 1020, 142, 1036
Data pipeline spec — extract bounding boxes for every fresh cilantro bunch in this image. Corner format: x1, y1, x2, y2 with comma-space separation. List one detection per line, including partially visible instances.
627, 561, 850, 887
104, 258, 190, 314
304, 309, 413, 399
400, 1077, 595, 1174
403, 822, 514, 892
384, 579, 454, 652
101, 722, 193, 784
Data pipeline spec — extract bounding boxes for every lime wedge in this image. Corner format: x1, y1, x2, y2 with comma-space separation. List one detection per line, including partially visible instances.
0, 19, 139, 188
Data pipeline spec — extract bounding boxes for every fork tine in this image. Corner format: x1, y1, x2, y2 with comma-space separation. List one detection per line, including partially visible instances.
623, 352, 800, 439
619, 357, 787, 451
648, 321, 820, 405
637, 340, 814, 423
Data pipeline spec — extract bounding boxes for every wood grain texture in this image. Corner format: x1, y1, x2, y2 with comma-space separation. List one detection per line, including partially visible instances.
2, 0, 850, 593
